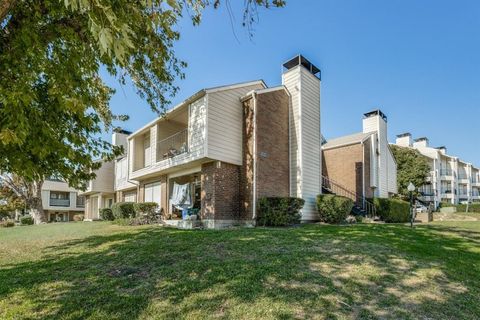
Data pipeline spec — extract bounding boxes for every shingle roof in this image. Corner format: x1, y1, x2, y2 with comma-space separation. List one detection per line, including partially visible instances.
322, 132, 374, 149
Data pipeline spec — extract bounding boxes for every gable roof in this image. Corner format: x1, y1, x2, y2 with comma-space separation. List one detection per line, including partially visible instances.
322, 132, 374, 150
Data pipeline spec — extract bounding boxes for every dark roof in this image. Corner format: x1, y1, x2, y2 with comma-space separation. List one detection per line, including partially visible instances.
283, 55, 321, 78
114, 128, 132, 135
396, 132, 412, 138
415, 137, 428, 142
364, 109, 387, 122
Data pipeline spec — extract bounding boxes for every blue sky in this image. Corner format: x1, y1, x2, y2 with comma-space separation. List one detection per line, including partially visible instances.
103, 0, 480, 165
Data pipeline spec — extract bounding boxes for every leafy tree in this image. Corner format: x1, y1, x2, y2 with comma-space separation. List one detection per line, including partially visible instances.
0, 174, 27, 220
0, 0, 284, 223
390, 145, 430, 199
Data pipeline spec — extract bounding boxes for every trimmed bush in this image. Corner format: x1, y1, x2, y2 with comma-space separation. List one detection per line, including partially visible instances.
456, 204, 480, 213
374, 198, 410, 223
256, 197, 304, 227
73, 214, 84, 222
111, 202, 135, 219
133, 202, 159, 224
0, 220, 15, 228
99, 208, 114, 221
316, 194, 354, 224
20, 215, 34, 225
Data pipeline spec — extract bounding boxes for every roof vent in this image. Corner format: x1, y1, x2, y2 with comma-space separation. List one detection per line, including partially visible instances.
396, 132, 411, 138
283, 55, 321, 79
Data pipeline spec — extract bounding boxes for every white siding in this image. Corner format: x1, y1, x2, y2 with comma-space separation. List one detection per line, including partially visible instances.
283, 66, 321, 221
41, 181, 84, 212
88, 161, 115, 194
206, 84, 264, 165
387, 148, 398, 194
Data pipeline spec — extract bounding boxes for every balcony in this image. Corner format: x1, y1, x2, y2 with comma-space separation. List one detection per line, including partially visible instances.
76, 196, 85, 208
440, 169, 453, 176
156, 129, 188, 162
50, 199, 70, 207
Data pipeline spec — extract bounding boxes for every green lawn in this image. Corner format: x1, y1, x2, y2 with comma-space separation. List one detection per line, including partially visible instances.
1, 221, 479, 319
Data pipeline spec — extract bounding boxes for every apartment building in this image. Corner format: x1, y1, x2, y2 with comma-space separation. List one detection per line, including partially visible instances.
41, 178, 85, 222
322, 110, 398, 202
395, 134, 480, 207
80, 160, 115, 221
110, 55, 322, 228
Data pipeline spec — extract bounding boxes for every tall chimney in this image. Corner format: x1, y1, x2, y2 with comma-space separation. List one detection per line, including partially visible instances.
413, 137, 429, 148
282, 55, 321, 221
112, 128, 132, 156
396, 133, 413, 147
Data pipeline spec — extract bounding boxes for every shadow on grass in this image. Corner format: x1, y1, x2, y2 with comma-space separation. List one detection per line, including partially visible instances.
0, 223, 479, 319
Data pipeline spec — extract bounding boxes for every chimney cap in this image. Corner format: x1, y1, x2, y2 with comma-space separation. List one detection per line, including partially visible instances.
283, 55, 321, 78
436, 146, 446, 150
414, 137, 429, 142
396, 132, 412, 138
363, 109, 387, 122
113, 127, 132, 135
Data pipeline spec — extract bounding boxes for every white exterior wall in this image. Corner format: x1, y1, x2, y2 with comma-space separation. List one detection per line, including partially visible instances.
282, 66, 321, 221
86, 161, 115, 194
363, 114, 395, 198
207, 84, 264, 165
41, 180, 84, 212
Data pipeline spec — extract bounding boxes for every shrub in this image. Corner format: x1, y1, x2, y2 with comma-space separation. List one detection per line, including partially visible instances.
111, 202, 135, 219
99, 208, 114, 221
20, 215, 34, 225
73, 214, 84, 222
256, 197, 304, 227
316, 194, 354, 224
456, 204, 480, 213
374, 198, 410, 223
0, 220, 15, 228
133, 202, 160, 224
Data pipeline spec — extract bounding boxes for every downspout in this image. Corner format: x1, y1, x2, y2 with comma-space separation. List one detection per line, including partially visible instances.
252, 92, 258, 223
362, 140, 365, 208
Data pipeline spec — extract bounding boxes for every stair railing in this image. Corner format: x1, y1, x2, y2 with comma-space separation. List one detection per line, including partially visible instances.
321, 175, 377, 218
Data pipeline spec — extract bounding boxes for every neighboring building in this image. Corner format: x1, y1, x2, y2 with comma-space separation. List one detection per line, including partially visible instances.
41, 178, 85, 222
322, 110, 398, 203
113, 55, 322, 228
80, 160, 115, 221
395, 134, 480, 207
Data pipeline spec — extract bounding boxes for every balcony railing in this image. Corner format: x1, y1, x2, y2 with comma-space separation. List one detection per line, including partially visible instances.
157, 129, 188, 162
458, 174, 468, 180
50, 199, 70, 207
440, 169, 453, 176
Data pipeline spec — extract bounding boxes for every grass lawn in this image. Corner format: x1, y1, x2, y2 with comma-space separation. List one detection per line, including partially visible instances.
1, 221, 480, 319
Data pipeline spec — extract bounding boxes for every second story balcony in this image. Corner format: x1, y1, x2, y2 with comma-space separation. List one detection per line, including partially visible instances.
157, 129, 188, 161
50, 198, 70, 207
440, 169, 453, 177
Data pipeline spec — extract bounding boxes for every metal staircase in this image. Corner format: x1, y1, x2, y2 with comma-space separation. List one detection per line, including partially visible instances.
321, 175, 377, 217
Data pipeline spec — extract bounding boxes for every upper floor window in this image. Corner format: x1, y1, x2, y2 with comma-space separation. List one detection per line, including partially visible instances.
144, 134, 151, 167
50, 191, 70, 207
76, 195, 85, 208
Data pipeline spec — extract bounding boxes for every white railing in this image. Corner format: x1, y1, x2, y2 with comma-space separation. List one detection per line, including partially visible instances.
50, 199, 70, 207
156, 129, 188, 162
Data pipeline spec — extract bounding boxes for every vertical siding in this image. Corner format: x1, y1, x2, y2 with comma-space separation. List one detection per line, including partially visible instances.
188, 97, 207, 160
282, 69, 301, 197
283, 66, 321, 221
299, 67, 321, 220
207, 84, 264, 165
91, 161, 115, 193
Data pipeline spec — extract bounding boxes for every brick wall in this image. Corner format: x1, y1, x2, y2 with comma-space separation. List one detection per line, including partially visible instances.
241, 89, 290, 218
322, 140, 373, 200
201, 161, 241, 220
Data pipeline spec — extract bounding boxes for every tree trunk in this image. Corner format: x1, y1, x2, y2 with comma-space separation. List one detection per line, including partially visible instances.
30, 180, 46, 224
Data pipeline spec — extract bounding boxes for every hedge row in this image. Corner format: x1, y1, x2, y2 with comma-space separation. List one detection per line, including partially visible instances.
106, 202, 160, 224
256, 197, 305, 227
374, 198, 410, 223
316, 194, 354, 224
439, 203, 480, 213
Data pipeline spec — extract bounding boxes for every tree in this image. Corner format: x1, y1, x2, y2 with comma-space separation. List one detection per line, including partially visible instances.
0, 0, 285, 223
390, 145, 430, 199
0, 174, 27, 220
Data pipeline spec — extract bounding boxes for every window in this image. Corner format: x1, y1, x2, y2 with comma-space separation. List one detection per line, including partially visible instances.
123, 191, 137, 202
107, 198, 114, 208
144, 181, 161, 205
76, 195, 85, 208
